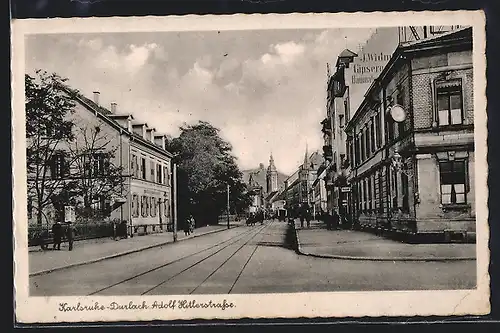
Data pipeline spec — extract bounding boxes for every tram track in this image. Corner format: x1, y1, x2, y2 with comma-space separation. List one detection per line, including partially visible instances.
88, 223, 267, 296
187, 221, 273, 295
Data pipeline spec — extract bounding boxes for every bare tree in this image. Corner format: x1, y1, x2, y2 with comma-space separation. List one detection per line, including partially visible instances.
65, 123, 126, 219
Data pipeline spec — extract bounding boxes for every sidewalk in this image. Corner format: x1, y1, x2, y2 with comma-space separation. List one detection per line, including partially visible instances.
293, 220, 476, 261
29, 223, 239, 276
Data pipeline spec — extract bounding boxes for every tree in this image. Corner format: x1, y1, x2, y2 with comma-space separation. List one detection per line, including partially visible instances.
25, 70, 76, 226
167, 121, 251, 227
64, 123, 126, 219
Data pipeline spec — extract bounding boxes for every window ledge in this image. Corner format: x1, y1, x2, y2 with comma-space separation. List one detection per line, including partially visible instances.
440, 203, 470, 212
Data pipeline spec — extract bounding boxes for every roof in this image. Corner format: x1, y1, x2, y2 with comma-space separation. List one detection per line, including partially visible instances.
58, 84, 174, 158
345, 27, 472, 132
336, 49, 358, 67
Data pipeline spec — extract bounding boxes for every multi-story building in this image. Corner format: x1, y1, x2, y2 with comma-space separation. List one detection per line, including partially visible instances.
27, 86, 176, 237
344, 27, 474, 242
322, 49, 357, 220
310, 165, 328, 219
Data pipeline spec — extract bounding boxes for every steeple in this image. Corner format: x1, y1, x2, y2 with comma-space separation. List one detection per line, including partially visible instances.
266, 151, 278, 193
267, 152, 277, 172
303, 143, 310, 168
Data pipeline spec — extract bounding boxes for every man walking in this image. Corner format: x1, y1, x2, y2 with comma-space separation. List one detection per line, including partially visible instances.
66, 222, 75, 251
51, 221, 63, 250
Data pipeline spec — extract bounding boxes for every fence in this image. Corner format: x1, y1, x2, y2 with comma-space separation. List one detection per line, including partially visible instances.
217, 214, 239, 223
28, 219, 121, 248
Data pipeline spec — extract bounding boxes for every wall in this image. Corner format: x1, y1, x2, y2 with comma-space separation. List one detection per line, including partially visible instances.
415, 152, 475, 232
411, 51, 473, 130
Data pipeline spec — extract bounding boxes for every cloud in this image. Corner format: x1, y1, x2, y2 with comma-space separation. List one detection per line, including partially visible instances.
26, 28, 377, 175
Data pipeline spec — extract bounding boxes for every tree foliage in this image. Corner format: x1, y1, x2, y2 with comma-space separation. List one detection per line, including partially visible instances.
167, 121, 251, 227
26, 70, 127, 225
25, 70, 76, 226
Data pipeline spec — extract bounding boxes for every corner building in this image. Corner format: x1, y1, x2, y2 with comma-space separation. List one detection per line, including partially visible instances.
345, 27, 475, 242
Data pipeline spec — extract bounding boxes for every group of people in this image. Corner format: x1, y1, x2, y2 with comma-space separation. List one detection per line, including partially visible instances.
183, 215, 195, 236
320, 210, 348, 230
246, 211, 265, 226
51, 221, 75, 251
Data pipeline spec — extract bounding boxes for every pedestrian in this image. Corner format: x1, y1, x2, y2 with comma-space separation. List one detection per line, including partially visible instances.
183, 217, 191, 236
51, 221, 63, 250
332, 210, 340, 230
66, 222, 75, 251
306, 209, 311, 228
189, 216, 195, 234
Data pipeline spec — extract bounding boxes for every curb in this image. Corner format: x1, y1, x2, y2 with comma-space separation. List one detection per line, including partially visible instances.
30, 225, 240, 277
291, 224, 476, 262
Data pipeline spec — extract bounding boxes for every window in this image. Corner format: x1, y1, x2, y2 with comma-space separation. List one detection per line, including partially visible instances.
357, 183, 362, 212
141, 158, 146, 180
365, 127, 370, 159
130, 154, 135, 177
50, 152, 68, 179
402, 169, 410, 212
164, 198, 170, 217
360, 132, 365, 162
372, 174, 376, 211
131, 155, 139, 178
92, 153, 109, 177
370, 120, 375, 153
349, 139, 355, 167
387, 112, 394, 142
151, 197, 157, 217
439, 160, 466, 204
157, 164, 162, 183
164, 166, 170, 186
141, 196, 148, 217
150, 161, 155, 181
132, 194, 139, 217
437, 85, 463, 126
363, 179, 367, 212
375, 112, 382, 148
391, 168, 398, 209
355, 136, 360, 166
378, 170, 384, 214
367, 177, 372, 211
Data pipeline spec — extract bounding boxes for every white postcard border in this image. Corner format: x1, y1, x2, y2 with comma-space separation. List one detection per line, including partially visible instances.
12, 11, 490, 323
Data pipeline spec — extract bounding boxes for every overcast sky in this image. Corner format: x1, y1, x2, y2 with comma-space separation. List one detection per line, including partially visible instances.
25, 28, 376, 175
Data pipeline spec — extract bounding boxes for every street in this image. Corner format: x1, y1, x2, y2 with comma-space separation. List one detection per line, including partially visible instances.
30, 221, 476, 296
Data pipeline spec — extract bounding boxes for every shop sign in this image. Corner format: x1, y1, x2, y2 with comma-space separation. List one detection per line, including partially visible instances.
341, 187, 351, 193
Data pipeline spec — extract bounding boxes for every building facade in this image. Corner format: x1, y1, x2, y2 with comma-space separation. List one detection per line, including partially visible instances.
322, 50, 357, 220
27, 87, 176, 236
344, 27, 474, 241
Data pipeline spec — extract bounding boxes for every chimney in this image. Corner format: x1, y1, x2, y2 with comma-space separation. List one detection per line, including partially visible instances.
127, 118, 133, 132
93, 91, 100, 105
154, 135, 166, 150
111, 102, 117, 113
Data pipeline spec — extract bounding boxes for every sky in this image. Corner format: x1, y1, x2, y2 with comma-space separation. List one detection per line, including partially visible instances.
25, 28, 379, 175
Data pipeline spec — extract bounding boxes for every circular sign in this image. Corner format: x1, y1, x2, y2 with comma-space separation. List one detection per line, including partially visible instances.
390, 105, 406, 123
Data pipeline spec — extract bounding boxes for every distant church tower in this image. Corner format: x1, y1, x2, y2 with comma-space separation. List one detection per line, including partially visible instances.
266, 153, 278, 193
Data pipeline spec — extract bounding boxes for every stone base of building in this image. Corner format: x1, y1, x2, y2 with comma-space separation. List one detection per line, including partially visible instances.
356, 216, 476, 244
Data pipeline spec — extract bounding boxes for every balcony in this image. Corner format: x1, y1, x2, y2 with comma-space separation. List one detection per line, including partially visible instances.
321, 118, 332, 133
322, 145, 333, 161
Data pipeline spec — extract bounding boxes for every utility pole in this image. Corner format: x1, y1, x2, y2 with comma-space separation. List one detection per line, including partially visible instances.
172, 162, 178, 242
227, 183, 230, 229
